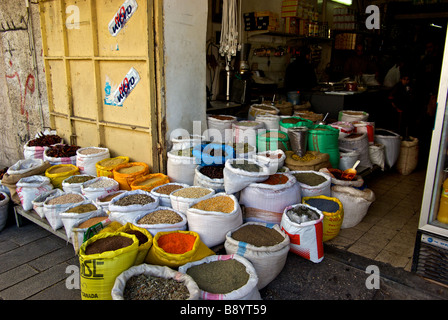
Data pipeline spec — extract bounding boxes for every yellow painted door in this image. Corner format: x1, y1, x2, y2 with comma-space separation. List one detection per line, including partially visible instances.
39, 0, 164, 172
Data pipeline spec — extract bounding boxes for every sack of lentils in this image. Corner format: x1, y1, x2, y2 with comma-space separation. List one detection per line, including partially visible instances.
167, 147, 199, 185
254, 149, 286, 175
70, 213, 110, 254
45, 164, 80, 189
81, 177, 119, 201
108, 190, 159, 225
62, 174, 96, 194
32, 188, 65, 218
150, 183, 189, 207
76, 147, 110, 176
145, 230, 215, 268
116, 222, 153, 265
112, 162, 150, 190
290, 170, 331, 198
170, 186, 215, 214
60, 200, 104, 239
194, 165, 225, 193
95, 190, 126, 210
178, 254, 261, 300
43, 192, 87, 230
206, 115, 237, 143
96, 156, 129, 178
239, 173, 301, 225
130, 173, 170, 192
186, 193, 243, 248
223, 158, 270, 194
111, 264, 200, 300
133, 206, 188, 236
78, 232, 139, 300
224, 222, 290, 289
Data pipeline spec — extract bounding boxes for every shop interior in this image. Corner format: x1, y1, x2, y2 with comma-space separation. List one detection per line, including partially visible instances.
205, 0, 448, 272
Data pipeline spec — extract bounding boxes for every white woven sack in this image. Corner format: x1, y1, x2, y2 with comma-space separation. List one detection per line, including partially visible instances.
32, 189, 64, 218
0, 191, 9, 232
16, 175, 53, 211
223, 158, 270, 194
23, 134, 63, 160
374, 129, 401, 169
338, 147, 359, 171
62, 174, 96, 194
234, 143, 256, 159
338, 110, 369, 122
255, 114, 280, 130
248, 104, 279, 121
369, 143, 385, 170
206, 115, 237, 143
194, 166, 225, 193
7, 158, 45, 175
232, 121, 265, 148
331, 185, 375, 229
339, 132, 372, 168
95, 190, 125, 210
178, 254, 261, 300
171, 134, 205, 150
150, 183, 189, 208
43, 147, 76, 166
60, 200, 104, 238
81, 177, 119, 201
224, 222, 290, 289
239, 173, 301, 224
76, 147, 110, 176
167, 149, 200, 185
185, 193, 243, 247
170, 186, 215, 214
112, 264, 200, 300
43, 192, 88, 230
280, 203, 324, 263
291, 170, 331, 198
319, 168, 364, 188
70, 214, 110, 254
108, 189, 159, 224
133, 206, 187, 236
254, 150, 286, 175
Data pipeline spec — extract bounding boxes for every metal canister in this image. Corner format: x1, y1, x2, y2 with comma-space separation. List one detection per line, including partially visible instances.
288, 126, 309, 157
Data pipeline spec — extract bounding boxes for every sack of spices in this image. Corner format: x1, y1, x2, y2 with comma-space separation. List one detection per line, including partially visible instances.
109, 190, 159, 225
279, 117, 313, 133
224, 222, 290, 289
170, 186, 215, 214
43, 192, 87, 230
338, 147, 360, 171
62, 174, 96, 194
150, 183, 189, 207
76, 147, 110, 176
329, 121, 354, 139
319, 167, 364, 188
111, 264, 200, 300
307, 124, 340, 169
96, 156, 129, 178
280, 203, 324, 263
233, 142, 256, 159
284, 150, 331, 171
291, 170, 331, 197
2, 159, 51, 204
23, 131, 63, 160
223, 158, 270, 194
248, 104, 279, 120
239, 173, 301, 225
178, 254, 261, 300
206, 114, 237, 143
133, 206, 188, 236
186, 193, 243, 248
232, 121, 265, 148
338, 110, 369, 122
60, 200, 104, 238
302, 195, 344, 242
339, 132, 372, 169
113, 162, 150, 190
256, 130, 290, 153
194, 165, 225, 193
116, 222, 153, 265
81, 177, 119, 201
331, 185, 375, 229
167, 147, 200, 185
44, 144, 80, 166
79, 232, 139, 300
70, 214, 110, 254
255, 114, 280, 130
130, 173, 170, 192
254, 150, 286, 175
16, 175, 53, 211
95, 190, 125, 210
171, 133, 205, 151
45, 164, 80, 189
396, 137, 419, 175
32, 188, 64, 218
145, 230, 215, 268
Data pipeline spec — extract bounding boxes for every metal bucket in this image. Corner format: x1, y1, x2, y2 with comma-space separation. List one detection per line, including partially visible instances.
288, 126, 308, 157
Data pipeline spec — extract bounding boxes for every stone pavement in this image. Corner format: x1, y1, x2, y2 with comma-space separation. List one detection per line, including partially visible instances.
1, 216, 447, 301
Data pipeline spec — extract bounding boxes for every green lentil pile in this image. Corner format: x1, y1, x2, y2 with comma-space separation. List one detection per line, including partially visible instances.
293, 172, 327, 186
230, 160, 262, 172
186, 259, 249, 294
231, 224, 284, 247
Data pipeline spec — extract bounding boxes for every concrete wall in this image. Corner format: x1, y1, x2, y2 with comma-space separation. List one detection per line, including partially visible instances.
0, 0, 49, 168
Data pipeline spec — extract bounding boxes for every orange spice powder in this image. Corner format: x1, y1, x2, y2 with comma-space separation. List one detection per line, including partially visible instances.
157, 232, 196, 254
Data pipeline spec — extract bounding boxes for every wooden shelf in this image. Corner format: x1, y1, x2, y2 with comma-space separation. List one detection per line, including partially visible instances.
247, 30, 332, 42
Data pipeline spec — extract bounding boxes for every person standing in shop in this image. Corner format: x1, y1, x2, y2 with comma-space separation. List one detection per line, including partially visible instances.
388, 69, 413, 137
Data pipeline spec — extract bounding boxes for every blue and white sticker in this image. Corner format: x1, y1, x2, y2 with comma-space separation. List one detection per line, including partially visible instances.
108, 0, 138, 37
113, 67, 140, 106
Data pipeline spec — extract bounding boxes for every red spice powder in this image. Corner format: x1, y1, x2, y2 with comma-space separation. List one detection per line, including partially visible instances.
157, 232, 196, 254
261, 173, 288, 185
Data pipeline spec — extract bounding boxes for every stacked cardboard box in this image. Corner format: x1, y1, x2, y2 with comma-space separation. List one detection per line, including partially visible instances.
244, 11, 279, 31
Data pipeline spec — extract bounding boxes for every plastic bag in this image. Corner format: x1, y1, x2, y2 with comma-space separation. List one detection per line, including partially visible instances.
111, 264, 200, 300
339, 132, 372, 168
16, 175, 53, 211
232, 121, 265, 148
79, 232, 139, 300
43, 192, 88, 230
307, 124, 340, 169
255, 114, 280, 130
280, 203, 324, 263
224, 222, 290, 289
369, 143, 385, 171
0, 191, 10, 232
256, 130, 290, 153
178, 254, 261, 300
248, 104, 279, 120
206, 114, 237, 143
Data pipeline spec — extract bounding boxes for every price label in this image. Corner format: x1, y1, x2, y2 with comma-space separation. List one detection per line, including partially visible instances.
113, 67, 140, 106
108, 0, 138, 37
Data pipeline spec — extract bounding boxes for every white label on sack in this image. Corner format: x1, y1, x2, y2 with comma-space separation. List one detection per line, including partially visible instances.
113, 67, 140, 106
108, 0, 138, 37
